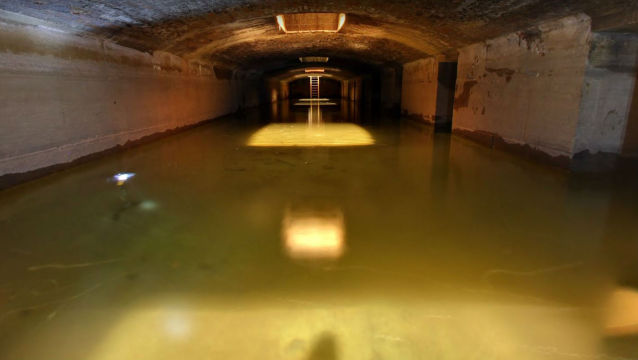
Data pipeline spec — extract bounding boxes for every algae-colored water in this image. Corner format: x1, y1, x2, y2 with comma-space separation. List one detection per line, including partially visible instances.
0, 102, 637, 359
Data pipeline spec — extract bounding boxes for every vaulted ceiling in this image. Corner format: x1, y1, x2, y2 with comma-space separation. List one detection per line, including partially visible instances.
1, 0, 636, 70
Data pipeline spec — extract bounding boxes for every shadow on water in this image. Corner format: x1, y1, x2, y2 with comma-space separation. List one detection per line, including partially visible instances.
307, 332, 339, 360
598, 165, 638, 358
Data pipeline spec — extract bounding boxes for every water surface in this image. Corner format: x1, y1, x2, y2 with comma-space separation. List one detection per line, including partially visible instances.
1, 101, 637, 359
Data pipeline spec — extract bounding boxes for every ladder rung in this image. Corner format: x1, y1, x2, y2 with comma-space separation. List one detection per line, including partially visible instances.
309, 76, 320, 99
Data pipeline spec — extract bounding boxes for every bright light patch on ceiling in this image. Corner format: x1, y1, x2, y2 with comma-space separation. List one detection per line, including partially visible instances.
276, 13, 347, 33
337, 13, 346, 31
299, 56, 329, 63
276, 14, 287, 32
247, 123, 374, 147
305, 68, 325, 73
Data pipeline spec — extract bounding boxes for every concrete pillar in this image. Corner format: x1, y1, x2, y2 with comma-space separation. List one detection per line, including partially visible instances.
266, 78, 281, 103
450, 15, 592, 165
381, 66, 402, 112
445, 14, 638, 167
623, 68, 638, 156
434, 62, 458, 131
350, 80, 356, 101
401, 57, 438, 122
573, 32, 638, 156
279, 80, 289, 100
347, 77, 362, 102
341, 80, 349, 99
401, 57, 457, 131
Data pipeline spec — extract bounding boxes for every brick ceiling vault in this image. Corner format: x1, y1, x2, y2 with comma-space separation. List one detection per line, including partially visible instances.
0, 0, 636, 70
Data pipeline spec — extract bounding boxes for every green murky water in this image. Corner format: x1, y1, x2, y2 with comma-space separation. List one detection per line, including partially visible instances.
0, 102, 637, 359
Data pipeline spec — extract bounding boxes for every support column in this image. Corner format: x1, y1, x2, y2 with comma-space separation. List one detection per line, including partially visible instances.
381, 66, 402, 113
573, 32, 638, 157
623, 68, 638, 156
401, 56, 457, 131
450, 15, 591, 165
434, 62, 458, 131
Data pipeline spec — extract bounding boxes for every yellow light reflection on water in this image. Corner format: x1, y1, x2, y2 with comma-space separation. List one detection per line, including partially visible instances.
84, 298, 602, 360
283, 208, 345, 259
605, 287, 638, 336
247, 123, 374, 147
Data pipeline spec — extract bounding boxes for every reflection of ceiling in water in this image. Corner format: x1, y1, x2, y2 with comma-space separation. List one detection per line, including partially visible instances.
247, 123, 374, 147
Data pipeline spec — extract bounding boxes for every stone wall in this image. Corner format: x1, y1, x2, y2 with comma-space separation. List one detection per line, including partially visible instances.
0, 12, 245, 177
452, 15, 591, 160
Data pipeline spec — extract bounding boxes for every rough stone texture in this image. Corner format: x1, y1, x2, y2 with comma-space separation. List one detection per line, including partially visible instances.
452, 15, 591, 158
401, 58, 439, 123
574, 32, 638, 155
0, 14, 244, 176
0, 0, 636, 70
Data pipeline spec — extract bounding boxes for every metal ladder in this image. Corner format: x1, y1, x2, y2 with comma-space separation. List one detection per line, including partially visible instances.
309, 76, 320, 99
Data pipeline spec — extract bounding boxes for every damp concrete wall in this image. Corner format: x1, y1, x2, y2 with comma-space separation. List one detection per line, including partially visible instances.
401, 57, 457, 129
401, 57, 439, 123
0, 12, 243, 177
452, 15, 591, 160
574, 32, 638, 155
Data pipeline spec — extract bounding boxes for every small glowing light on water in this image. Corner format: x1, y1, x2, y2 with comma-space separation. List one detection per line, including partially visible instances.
283, 208, 345, 259
139, 200, 158, 211
112, 172, 135, 185
164, 311, 191, 339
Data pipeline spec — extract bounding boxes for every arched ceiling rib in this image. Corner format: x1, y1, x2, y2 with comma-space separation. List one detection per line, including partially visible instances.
267, 67, 360, 83
0, 0, 636, 70
173, 15, 452, 65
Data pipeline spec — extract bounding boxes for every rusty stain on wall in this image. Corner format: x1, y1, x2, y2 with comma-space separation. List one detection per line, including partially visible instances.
454, 80, 477, 109
486, 67, 515, 82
